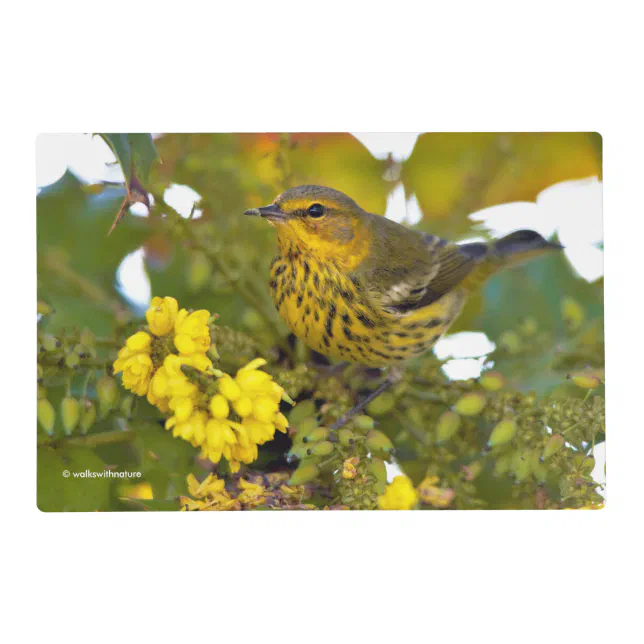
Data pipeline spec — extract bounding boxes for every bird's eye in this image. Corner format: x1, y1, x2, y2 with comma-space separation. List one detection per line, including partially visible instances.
307, 203, 325, 218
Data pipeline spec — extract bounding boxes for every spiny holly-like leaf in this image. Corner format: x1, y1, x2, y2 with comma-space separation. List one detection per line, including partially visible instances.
97, 133, 159, 234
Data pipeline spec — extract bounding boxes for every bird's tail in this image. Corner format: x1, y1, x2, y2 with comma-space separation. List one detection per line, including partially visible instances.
459, 230, 563, 292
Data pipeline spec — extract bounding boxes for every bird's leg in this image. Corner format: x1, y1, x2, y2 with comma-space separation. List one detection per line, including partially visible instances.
330, 367, 403, 430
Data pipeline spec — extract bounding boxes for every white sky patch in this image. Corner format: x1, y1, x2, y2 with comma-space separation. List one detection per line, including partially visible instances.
384, 460, 404, 483
129, 194, 155, 218
405, 193, 423, 226
351, 132, 420, 162
434, 332, 495, 381
36, 133, 124, 188
434, 332, 496, 360
592, 441, 606, 499
384, 184, 407, 223
116, 248, 151, 311
163, 183, 203, 219
470, 177, 603, 282
441, 357, 488, 380
384, 185, 425, 226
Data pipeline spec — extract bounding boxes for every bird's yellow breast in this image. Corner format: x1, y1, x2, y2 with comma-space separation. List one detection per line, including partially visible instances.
269, 253, 465, 367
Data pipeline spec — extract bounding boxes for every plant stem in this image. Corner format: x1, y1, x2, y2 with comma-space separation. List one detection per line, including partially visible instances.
40, 429, 137, 449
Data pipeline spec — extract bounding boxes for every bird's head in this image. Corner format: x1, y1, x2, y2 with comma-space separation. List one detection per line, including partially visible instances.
244, 185, 370, 267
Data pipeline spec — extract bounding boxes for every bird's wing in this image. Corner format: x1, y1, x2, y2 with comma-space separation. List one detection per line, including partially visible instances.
364, 232, 487, 316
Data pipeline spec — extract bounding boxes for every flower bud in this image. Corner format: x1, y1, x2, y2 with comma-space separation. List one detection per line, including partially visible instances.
61, 397, 80, 435
41, 334, 61, 352
217, 376, 242, 401
79, 328, 96, 348
37, 364, 44, 383
353, 415, 375, 430
338, 428, 356, 446
366, 391, 395, 417
79, 399, 97, 434
120, 394, 135, 418
286, 445, 309, 462
289, 462, 319, 485
487, 419, 517, 447
561, 296, 585, 332
37, 300, 54, 316
294, 417, 319, 441
367, 458, 387, 484
480, 371, 506, 392
38, 398, 56, 436
65, 350, 81, 369
97, 374, 118, 414
541, 434, 565, 461
365, 429, 394, 454
454, 392, 486, 417
511, 450, 532, 483
436, 410, 461, 443
209, 394, 230, 419
288, 399, 317, 426
302, 427, 329, 444
308, 440, 334, 457
578, 454, 595, 474
568, 372, 601, 389
233, 396, 253, 418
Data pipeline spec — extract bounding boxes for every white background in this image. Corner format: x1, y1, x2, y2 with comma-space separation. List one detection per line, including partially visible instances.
3, 1, 640, 643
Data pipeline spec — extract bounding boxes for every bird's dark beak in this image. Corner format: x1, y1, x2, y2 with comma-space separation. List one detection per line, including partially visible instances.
243, 204, 289, 222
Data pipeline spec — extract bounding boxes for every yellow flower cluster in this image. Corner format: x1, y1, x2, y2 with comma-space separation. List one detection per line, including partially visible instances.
113, 296, 212, 398
197, 358, 290, 472
377, 475, 419, 510
417, 476, 455, 509
113, 296, 292, 474
377, 474, 455, 510
113, 331, 155, 396
180, 472, 311, 511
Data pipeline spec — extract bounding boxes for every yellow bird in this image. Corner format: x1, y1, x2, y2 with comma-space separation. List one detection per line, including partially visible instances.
245, 185, 561, 368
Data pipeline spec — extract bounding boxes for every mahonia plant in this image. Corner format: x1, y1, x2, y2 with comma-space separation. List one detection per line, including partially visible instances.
37, 291, 604, 511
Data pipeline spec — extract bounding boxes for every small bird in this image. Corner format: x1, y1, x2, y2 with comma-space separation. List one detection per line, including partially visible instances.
245, 185, 561, 368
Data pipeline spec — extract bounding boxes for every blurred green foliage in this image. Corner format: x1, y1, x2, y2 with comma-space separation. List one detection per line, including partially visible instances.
36, 133, 604, 511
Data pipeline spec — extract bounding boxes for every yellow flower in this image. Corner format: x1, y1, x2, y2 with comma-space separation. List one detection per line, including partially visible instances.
377, 475, 419, 510
187, 472, 226, 498
194, 359, 291, 471
418, 476, 455, 509
174, 309, 211, 355
180, 473, 241, 511
113, 331, 154, 396
167, 410, 208, 447
237, 478, 267, 507
342, 457, 359, 480
146, 296, 179, 336
147, 353, 212, 414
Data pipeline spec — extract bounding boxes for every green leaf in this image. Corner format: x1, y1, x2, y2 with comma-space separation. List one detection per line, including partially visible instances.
99, 133, 132, 182
98, 133, 159, 185
37, 448, 66, 512
37, 170, 151, 334
128, 133, 159, 184
119, 498, 181, 512
132, 420, 198, 499
37, 446, 111, 512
